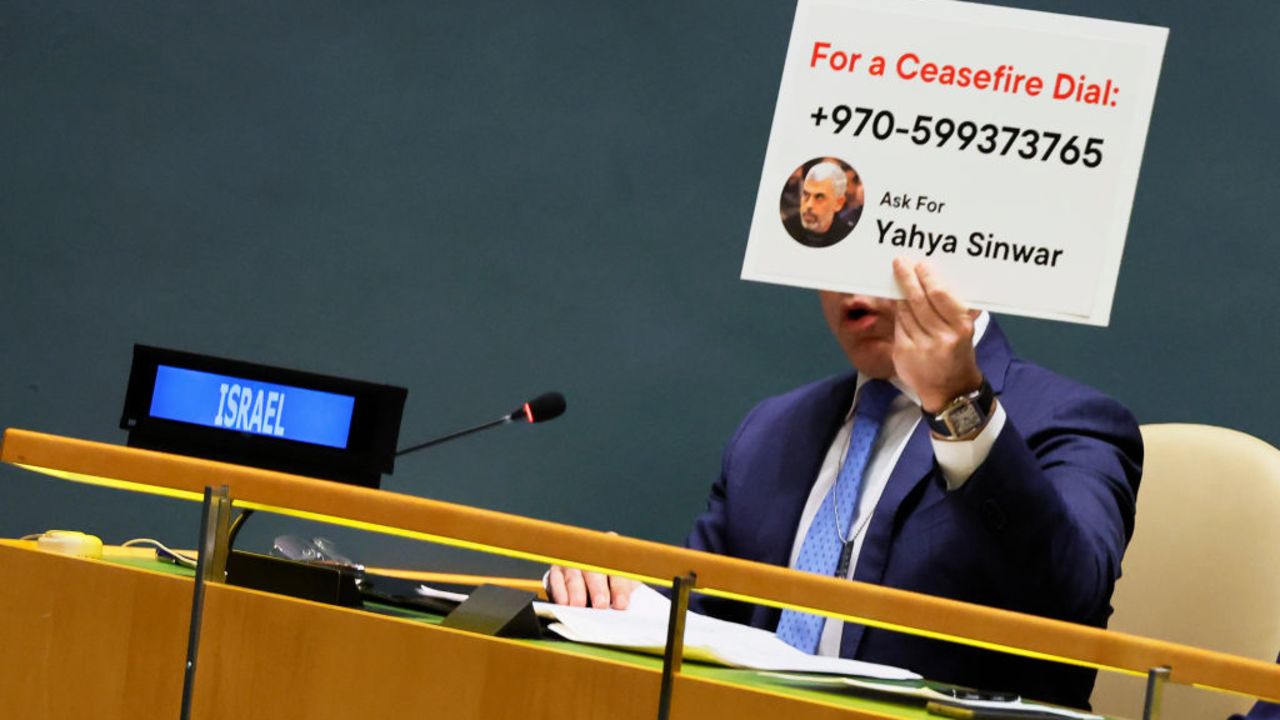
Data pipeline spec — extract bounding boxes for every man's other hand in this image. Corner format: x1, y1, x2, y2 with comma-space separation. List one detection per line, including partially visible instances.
547, 565, 638, 610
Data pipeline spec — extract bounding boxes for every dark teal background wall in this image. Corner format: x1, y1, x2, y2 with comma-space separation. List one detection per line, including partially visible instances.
2, 1, 1276, 576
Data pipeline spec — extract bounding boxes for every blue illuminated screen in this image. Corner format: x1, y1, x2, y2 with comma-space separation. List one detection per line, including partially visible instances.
149, 365, 356, 449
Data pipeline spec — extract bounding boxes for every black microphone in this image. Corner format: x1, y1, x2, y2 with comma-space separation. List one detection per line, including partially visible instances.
517, 391, 566, 424
395, 391, 566, 457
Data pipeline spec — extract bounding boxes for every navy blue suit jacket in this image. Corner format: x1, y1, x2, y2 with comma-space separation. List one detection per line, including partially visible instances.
684, 319, 1142, 709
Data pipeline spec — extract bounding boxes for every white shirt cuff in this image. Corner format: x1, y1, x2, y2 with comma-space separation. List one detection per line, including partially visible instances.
931, 402, 1007, 491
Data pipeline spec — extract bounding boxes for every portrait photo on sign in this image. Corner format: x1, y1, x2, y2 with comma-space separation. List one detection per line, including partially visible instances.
780, 157, 865, 248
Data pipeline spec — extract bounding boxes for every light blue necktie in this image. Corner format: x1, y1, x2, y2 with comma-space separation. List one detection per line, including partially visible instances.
776, 379, 898, 653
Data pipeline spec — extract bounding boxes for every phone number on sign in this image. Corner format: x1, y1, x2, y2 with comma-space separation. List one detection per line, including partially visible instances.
810, 105, 1104, 168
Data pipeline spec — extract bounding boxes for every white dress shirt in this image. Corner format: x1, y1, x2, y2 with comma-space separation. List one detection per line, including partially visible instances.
786, 311, 1008, 655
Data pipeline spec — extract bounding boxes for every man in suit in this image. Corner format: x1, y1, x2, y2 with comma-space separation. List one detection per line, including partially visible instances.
549, 258, 1142, 709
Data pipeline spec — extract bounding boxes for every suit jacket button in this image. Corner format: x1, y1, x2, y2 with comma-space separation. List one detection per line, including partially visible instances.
981, 498, 1008, 532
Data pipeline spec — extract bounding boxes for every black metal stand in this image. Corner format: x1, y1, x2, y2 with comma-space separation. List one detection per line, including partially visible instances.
1142, 665, 1171, 720
657, 572, 697, 720
441, 584, 542, 638
179, 485, 231, 720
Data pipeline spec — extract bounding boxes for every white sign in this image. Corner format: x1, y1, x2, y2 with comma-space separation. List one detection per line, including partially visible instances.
741, 0, 1168, 325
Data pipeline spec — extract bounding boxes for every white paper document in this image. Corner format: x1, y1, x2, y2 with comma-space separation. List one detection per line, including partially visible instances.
761, 673, 1103, 719
532, 584, 919, 681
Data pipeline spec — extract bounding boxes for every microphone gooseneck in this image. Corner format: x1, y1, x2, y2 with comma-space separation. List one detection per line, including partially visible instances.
395, 391, 567, 457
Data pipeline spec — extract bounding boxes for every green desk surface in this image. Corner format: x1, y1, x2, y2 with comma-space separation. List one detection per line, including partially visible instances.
109, 554, 1116, 720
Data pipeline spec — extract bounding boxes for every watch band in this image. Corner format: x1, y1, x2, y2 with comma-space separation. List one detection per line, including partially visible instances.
924, 378, 996, 439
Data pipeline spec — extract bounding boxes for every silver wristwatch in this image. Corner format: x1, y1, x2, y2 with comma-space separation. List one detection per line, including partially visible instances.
924, 379, 996, 439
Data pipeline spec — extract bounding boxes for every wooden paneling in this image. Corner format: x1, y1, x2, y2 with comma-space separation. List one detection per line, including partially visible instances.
0, 541, 900, 720
0, 542, 189, 720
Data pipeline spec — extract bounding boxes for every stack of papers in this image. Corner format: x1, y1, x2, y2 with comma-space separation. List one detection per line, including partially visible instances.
417, 583, 1099, 718
529, 584, 919, 680
761, 674, 1103, 720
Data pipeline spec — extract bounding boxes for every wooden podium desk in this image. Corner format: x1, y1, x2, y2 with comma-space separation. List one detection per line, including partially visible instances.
3, 428, 1279, 719
0, 540, 942, 720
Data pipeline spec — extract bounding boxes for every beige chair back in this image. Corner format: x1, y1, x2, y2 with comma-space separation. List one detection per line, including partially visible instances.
1091, 423, 1280, 719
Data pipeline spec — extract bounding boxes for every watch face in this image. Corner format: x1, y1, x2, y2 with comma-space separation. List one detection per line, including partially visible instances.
947, 402, 984, 436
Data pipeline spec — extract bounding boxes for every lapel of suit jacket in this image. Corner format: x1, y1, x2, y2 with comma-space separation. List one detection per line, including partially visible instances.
839, 316, 1015, 656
